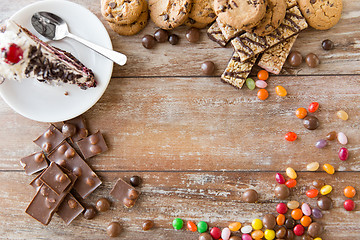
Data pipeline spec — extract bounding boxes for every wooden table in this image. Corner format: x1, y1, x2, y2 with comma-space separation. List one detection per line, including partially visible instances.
1, 0, 359, 239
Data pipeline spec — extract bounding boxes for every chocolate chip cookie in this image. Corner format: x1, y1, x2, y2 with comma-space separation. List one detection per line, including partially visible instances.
252, 0, 287, 36
214, 0, 267, 30
297, 0, 343, 30
188, 0, 216, 25
149, 0, 192, 30
184, 18, 209, 29
101, 0, 145, 24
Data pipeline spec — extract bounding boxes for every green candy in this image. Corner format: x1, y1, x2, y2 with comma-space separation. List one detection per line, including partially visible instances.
172, 218, 183, 230
197, 221, 208, 233
246, 78, 256, 90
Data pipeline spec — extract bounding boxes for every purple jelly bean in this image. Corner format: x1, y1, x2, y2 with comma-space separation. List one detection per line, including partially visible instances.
312, 208, 323, 219
339, 147, 349, 161
242, 234, 252, 240
276, 173, 286, 184
315, 139, 328, 149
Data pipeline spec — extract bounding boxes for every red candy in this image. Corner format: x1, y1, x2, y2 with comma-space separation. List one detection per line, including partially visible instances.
306, 189, 319, 198
2, 43, 24, 64
293, 224, 305, 236
285, 132, 297, 141
276, 173, 286, 184
308, 102, 319, 113
276, 203, 288, 214
285, 179, 297, 188
210, 227, 221, 239
339, 147, 349, 161
344, 199, 355, 211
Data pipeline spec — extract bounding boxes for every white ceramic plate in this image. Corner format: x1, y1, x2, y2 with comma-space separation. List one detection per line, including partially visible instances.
0, 0, 114, 122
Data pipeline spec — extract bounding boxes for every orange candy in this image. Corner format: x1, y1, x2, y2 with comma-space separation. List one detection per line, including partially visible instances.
285, 179, 297, 188
229, 222, 242, 231
257, 89, 269, 100
344, 186, 356, 198
276, 214, 285, 226
306, 189, 319, 198
187, 221, 197, 232
251, 230, 264, 239
291, 208, 303, 220
258, 70, 269, 81
295, 107, 308, 119
300, 216, 312, 227
275, 86, 287, 97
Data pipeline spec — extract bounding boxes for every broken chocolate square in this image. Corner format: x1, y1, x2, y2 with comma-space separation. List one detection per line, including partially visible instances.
20, 151, 48, 175
39, 162, 71, 195
76, 131, 108, 159
110, 178, 140, 208
33, 125, 66, 153
57, 193, 84, 225
63, 116, 88, 142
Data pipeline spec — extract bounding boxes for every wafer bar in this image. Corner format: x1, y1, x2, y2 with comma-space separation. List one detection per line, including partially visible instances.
221, 51, 258, 89
216, 18, 244, 42
207, 21, 227, 47
286, 0, 297, 8
258, 34, 298, 74
231, 6, 308, 62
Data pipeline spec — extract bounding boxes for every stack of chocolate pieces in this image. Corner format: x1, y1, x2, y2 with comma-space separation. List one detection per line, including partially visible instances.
20, 116, 108, 225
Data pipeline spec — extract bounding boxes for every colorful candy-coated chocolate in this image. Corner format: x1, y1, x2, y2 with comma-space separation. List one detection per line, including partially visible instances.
301, 203, 312, 216
285, 179, 297, 188
312, 208, 323, 219
258, 70, 269, 80
264, 229, 276, 240
197, 221, 208, 233
320, 185, 333, 195
287, 201, 300, 209
242, 234, 252, 240
291, 208, 303, 220
308, 102, 319, 113
221, 227, 231, 240
257, 89, 269, 100
275, 173, 286, 184
285, 132, 297, 142
286, 167, 297, 179
276, 203, 288, 214
293, 224, 305, 236
256, 80, 268, 88
314, 238, 322, 240
252, 219, 263, 230
172, 218, 183, 230
315, 139, 327, 149
246, 78, 256, 90
210, 227, 222, 239
276, 214, 285, 226
306, 189, 319, 198
307, 162, 320, 171
251, 230, 264, 239
228, 222, 241, 231
337, 132, 348, 145
344, 199, 355, 211
275, 86, 287, 97
344, 186, 356, 198
337, 110, 349, 120
300, 216, 312, 227
241, 225, 253, 234
339, 147, 349, 161
323, 164, 335, 174
295, 107, 308, 119
187, 221, 197, 232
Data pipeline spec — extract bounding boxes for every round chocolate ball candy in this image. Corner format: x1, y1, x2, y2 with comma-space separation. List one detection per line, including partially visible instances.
322, 39, 334, 50
96, 198, 111, 212
285, 218, 295, 229
186, 27, 200, 43
201, 61, 215, 75
83, 205, 97, 220
274, 185, 290, 200
168, 34, 179, 45
154, 29, 168, 43
276, 226, 287, 238
242, 189, 258, 203
106, 222, 122, 237
307, 222, 324, 237
288, 51, 303, 67
303, 116, 319, 130
286, 230, 295, 240
302, 234, 314, 240
62, 123, 76, 137
142, 220, 154, 231
317, 196, 332, 210
130, 175, 142, 187
142, 35, 156, 49
305, 53, 320, 68
263, 214, 276, 229
199, 232, 212, 240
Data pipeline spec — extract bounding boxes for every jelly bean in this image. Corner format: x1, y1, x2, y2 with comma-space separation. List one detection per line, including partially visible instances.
308, 102, 319, 113
307, 162, 320, 171
275, 86, 287, 97
337, 132, 348, 145
228, 222, 241, 232
344, 186, 356, 198
197, 221, 208, 233
285, 179, 297, 188
320, 185, 332, 195
291, 208, 303, 220
315, 139, 327, 149
293, 224, 305, 236
246, 78, 256, 90
287, 201, 300, 209
241, 225, 253, 234
300, 216, 312, 227
252, 219, 263, 230
255, 80, 268, 88
344, 199, 355, 211
306, 189, 319, 198
257, 89, 269, 100
296, 107, 308, 119
187, 221, 197, 232
311, 208, 323, 219
172, 218, 183, 230
276, 214, 285, 226
221, 227, 231, 240
323, 164, 335, 174
242, 233, 252, 240
326, 131, 337, 141
264, 229, 276, 240
336, 110, 349, 120
301, 203, 312, 216
275, 173, 286, 184
314, 238, 322, 240
258, 70, 269, 80
276, 203, 288, 214
285, 132, 297, 142
286, 167, 297, 179
210, 227, 221, 239
339, 147, 349, 161
251, 230, 264, 239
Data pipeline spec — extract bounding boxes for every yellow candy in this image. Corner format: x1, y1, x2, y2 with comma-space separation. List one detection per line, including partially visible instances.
264, 229, 276, 240
228, 222, 241, 231
323, 164, 335, 175
320, 185, 333, 195
314, 238, 322, 240
307, 162, 320, 171
275, 86, 287, 97
251, 229, 264, 239
286, 167, 297, 179
337, 110, 349, 120
252, 218, 263, 230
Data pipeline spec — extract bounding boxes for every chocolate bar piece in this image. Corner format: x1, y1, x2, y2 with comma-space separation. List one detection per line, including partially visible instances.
30, 170, 45, 192
221, 51, 258, 89
207, 21, 228, 47
76, 131, 108, 159
20, 152, 48, 175
231, 6, 308, 62
39, 162, 71, 195
258, 34, 298, 74
110, 178, 140, 208
48, 142, 102, 199
63, 116, 88, 142
57, 193, 84, 225
216, 18, 244, 42
33, 125, 66, 153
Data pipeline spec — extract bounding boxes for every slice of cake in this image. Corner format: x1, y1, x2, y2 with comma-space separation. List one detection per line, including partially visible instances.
0, 20, 96, 89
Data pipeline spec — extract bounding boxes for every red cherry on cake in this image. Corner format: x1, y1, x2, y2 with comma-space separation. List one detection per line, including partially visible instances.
1, 43, 24, 64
